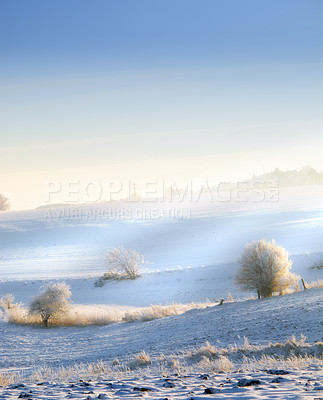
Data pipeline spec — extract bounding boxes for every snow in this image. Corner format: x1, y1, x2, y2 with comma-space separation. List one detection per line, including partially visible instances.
1, 185, 323, 281
1, 288, 322, 370
1, 367, 323, 399
0, 185, 322, 398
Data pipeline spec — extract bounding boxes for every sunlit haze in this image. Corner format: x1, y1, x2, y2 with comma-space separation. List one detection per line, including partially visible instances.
1, 0, 322, 210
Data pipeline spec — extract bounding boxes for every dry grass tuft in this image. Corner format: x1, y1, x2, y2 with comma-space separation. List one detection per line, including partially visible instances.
1, 336, 322, 386
166, 356, 183, 372
0, 371, 21, 387
190, 341, 220, 361
128, 351, 151, 370
7, 300, 216, 327
242, 353, 322, 371
123, 304, 179, 322
189, 335, 322, 364
7, 305, 122, 327
227, 292, 234, 302
197, 355, 234, 373
304, 279, 323, 289
123, 300, 215, 323
55, 309, 121, 326
7, 305, 42, 325
30, 361, 111, 383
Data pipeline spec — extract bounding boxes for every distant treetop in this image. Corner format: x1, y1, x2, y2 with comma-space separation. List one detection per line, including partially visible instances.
0, 194, 10, 211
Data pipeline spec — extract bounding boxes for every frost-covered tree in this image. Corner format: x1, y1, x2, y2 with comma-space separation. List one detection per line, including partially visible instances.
105, 247, 144, 280
29, 282, 71, 327
235, 239, 299, 298
0, 194, 10, 211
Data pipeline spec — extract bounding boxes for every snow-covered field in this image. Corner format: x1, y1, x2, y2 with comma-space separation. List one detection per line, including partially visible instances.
0, 186, 322, 399
0, 289, 322, 399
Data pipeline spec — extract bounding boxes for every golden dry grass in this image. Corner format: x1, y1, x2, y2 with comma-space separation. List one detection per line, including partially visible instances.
7, 300, 217, 327
0, 372, 21, 387
304, 279, 323, 289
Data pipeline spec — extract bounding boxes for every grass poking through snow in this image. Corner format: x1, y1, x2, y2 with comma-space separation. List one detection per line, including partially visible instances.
0, 335, 321, 387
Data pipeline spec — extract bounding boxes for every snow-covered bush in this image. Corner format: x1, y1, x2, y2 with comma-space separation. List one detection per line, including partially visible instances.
103, 247, 145, 280
0, 194, 10, 211
235, 239, 299, 298
29, 282, 71, 327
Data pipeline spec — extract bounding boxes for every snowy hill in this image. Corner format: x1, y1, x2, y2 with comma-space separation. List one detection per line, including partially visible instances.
0, 184, 322, 399
0, 286, 322, 399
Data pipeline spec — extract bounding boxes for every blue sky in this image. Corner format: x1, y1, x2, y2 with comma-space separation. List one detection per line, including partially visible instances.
0, 0, 323, 209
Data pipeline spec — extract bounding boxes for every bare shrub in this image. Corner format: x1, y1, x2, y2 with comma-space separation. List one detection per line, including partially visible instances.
98, 247, 145, 283
310, 262, 323, 270
29, 282, 71, 327
0, 294, 15, 310
0, 194, 10, 211
235, 239, 299, 298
